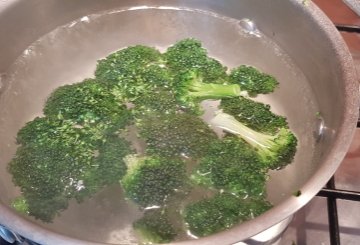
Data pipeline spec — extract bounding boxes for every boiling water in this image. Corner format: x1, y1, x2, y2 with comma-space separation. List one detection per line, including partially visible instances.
0, 7, 319, 244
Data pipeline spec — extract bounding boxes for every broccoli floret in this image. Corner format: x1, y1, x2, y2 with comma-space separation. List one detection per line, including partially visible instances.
8, 143, 80, 221
192, 136, 268, 197
23, 194, 69, 223
165, 38, 227, 82
229, 65, 279, 96
174, 70, 241, 114
132, 89, 180, 116
121, 155, 187, 208
95, 45, 163, 82
79, 135, 133, 199
137, 113, 217, 158
16, 117, 103, 160
220, 96, 288, 134
44, 79, 132, 131
183, 193, 272, 237
10, 115, 132, 221
95, 46, 172, 101
11, 196, 29, 215
133, 209, 177, 244
211, 112, 297, 170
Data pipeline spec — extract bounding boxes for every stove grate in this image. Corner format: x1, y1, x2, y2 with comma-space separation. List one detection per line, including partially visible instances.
316, 23, 360, 244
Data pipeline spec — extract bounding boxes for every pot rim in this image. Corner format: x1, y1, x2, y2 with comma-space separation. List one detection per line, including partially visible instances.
0, 0, 359, 244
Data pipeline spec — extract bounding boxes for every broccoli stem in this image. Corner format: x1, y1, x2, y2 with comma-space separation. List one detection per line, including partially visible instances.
189, 81, 241, 99
211, 112, 275, 149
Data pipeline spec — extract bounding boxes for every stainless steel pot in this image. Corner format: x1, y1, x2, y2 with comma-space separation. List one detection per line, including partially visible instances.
0, 0, 358, 244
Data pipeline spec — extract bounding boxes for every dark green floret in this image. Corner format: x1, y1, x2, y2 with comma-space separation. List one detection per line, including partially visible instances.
8, 143, 79, 221
183, 193, 272, 237
192, 136, 268, 197
137, 113, 217, 158
229, 65, 279, 96
10, 116, 132, 221
211, 112, 297, 170
44, 79, 132, 131
165, 38, 227, 82
95, 46, 172, 101
79, 135, 133, 198
16, 117, 101, 160
121, 155, 187, 208
95, 45, 163, 83
132, 89, 180, 116
133, 209, 177, 244
220, 96, 288, 134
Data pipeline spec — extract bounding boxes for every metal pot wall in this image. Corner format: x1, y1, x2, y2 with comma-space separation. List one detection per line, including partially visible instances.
0, 0, 358, 244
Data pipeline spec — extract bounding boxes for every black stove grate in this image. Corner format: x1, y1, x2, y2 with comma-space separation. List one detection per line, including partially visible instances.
314, 23, 360, 245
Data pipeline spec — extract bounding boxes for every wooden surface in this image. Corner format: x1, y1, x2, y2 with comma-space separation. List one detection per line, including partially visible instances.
313, 0, 360, 25
313, 0, 360, 58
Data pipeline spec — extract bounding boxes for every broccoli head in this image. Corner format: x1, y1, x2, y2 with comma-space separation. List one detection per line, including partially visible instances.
137, 113, 217, 158
133, 209, 177, 244
11, 196, 29, 215
192, 136, 268, 197
43, 79, 132, 131
121, 155, 187, 208
22, 194, 69, 223
183, 193, 272, 237
16, 117, 105, 161
10, 115, 132, 221
8, 143, 80, 221
165, 38, 227, 82
220, 96, 288, 134
132, 89, 180, 116
211, 112, 297, 170
229, 65, 279, 96
95, 45, 163, 82
78, 135, 133, 199
95, 46, 172, 101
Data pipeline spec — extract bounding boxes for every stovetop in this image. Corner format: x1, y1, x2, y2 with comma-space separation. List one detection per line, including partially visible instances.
0, 1, 359, 245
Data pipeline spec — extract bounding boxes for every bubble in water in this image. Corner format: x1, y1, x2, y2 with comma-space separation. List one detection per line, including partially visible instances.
238, 18, 261, 37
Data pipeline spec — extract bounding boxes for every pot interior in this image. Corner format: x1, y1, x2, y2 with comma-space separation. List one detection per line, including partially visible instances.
0, 1, 356, 244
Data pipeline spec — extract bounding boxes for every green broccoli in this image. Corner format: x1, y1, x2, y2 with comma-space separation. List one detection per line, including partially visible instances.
16, 117, 104, 160
133, 209, 177, 244
95, 45, 163, 82
8, 38, 291, 232
192, 136, 268, 197
43, 79, 132, 132
9, 115, 132, 221
137, 113, 217, 158
78, 135, 133, 199
8, 143, 80, 221
121, 155, 187, 208
183, 193, 272, 237
174, 70, 242, 114
211, 112, 297, 170
229, 65, 279, 96
220, 96, 288, 134
11, 196, 29, 215
132, 89, 180, 116
95, 46, 172, 101
165, 38, 227, 82
22, 194, 69, 223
